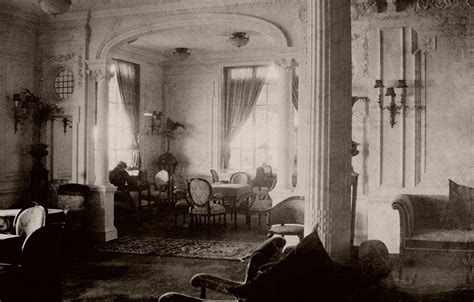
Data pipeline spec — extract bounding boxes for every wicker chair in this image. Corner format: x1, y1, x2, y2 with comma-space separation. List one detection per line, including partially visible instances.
267, 196, 305, 242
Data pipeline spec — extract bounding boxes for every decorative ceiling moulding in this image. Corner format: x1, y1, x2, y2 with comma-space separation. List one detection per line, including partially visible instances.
75, 0, 306, 18
96, 13, 289, 59
161, 48, 301, 67
416, 0, 473, 9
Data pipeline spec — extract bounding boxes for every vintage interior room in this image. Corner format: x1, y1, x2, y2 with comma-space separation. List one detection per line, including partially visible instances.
0, 0, 472, 301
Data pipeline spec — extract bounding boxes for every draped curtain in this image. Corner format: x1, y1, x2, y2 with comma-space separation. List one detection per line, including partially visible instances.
221, 66, 267, 169
114, 59, 141, 167
292, 70, 298, 110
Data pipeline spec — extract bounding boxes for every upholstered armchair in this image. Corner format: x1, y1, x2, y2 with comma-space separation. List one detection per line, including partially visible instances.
158, 227, 400, 302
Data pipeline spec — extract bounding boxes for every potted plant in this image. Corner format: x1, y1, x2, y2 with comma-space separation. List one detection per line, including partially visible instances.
157, 117, 186, 154
24, 89, 63, 159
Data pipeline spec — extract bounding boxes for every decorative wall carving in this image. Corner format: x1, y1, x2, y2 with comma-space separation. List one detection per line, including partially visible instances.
417, 0, 473, 9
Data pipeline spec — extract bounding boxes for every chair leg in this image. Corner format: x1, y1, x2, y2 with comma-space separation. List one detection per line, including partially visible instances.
258, 213, 261, 226
223, 214, 226, 227
200, 287, 206, 299
207, 215, 211, 235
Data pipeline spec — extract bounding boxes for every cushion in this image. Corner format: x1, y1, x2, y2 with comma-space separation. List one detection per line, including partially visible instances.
58, 195, 85, 211
189, 203, 226, 215
228, 228, 352, 302
443, 180, 474, 230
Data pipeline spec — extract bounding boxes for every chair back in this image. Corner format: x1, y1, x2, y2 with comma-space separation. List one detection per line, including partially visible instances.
230, 172, 251, 185
267, 196, 305, 226
210, 169, 220, 183
57, 184, 89, 211
187, 178, 212, 208
173, 175, 188, 201
57, 184, 88, 229
155, 169, 170, 188
13, 202, 47, 239
20, 224, 64, 301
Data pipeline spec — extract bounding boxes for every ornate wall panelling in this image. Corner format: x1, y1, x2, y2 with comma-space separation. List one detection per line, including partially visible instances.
411, 28, 474, 189
416, 0, 473, 9
369, 27, 410, 192
46, 106, 79, 181
0, 14, 40, 203
163, 67, 218, 174
370, 23, 474, 195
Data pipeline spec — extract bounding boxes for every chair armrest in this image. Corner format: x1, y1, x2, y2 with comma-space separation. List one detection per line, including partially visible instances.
392, 194, 449, 237
159, 292, 236, 302
190, 273, 243, 295
392, 195, 415, 239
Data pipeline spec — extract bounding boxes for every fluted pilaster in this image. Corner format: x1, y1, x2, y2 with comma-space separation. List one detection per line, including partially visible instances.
304, 0, 352, 261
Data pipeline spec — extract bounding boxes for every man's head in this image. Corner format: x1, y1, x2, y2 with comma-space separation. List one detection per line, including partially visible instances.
117, 161, 127, 170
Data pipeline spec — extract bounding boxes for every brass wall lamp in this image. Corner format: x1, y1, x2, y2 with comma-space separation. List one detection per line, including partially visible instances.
374, 79, 408, 128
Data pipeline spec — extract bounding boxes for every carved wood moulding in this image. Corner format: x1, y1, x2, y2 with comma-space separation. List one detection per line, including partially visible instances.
417, 0, 473, 9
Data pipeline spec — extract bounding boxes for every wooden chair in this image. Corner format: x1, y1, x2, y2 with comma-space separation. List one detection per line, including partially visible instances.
0, 224, 64, 302
247, 179, 276, 229
267, 196, 305, 242
57, 183, 89, 263
188, 178, 227, 234
229, 172, 251, 185
173, 175, 190, 225
57, 184, 88, 230
210, 169, 229, 184
13, 202, 47, 241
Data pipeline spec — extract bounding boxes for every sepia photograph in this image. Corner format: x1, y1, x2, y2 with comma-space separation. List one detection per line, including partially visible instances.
0, 0, 472, 301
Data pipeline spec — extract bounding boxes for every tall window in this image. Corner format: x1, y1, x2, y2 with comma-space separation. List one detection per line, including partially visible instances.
224, 65, 297, 172
108, 65, 134, 169
228, 78, 279, 171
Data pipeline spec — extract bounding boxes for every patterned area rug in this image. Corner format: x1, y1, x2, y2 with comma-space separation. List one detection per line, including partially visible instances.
96, 236, 257, 261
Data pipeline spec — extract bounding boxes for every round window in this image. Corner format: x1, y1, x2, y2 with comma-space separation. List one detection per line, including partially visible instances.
53, 69, 74, 101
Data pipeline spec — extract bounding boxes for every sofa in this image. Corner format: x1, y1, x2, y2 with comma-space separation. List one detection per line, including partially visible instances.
392, 194, 474, 255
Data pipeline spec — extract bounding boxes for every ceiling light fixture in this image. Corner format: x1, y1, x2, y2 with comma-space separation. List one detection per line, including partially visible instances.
172, 47, 191, 61
228, 32, 249, 48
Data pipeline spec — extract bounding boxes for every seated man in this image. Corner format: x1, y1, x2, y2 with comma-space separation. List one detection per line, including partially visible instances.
109, 161, 137, 213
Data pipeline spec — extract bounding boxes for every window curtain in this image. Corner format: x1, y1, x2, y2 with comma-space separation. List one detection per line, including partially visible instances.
114, 59, 141, 167
221, 66, 267, 169
292, 69, 298, 110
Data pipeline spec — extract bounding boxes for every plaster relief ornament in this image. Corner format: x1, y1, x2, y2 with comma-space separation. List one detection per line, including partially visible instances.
417, 0, 473, 9
39, 0, 71, 15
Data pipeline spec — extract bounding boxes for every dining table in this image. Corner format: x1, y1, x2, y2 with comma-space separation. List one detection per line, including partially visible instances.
211, 183, 253, 230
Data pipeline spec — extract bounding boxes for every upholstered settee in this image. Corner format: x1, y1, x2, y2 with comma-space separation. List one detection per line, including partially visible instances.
392, 194, 474, 255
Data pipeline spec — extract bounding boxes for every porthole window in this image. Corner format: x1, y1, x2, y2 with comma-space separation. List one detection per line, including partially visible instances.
53, 69, 74, 101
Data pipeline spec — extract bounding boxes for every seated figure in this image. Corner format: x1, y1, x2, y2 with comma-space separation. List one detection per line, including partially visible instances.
109, 161, 139, 220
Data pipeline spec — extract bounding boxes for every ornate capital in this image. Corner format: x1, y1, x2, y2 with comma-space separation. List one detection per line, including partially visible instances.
86, 59, 114, 81
273, 58, 298, 72
416, 0, 473, 9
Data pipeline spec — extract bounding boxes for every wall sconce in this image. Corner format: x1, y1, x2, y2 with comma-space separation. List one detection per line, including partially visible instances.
9, 91, 38, 133
62, 117, 72, 134
374, 79, 408, 128
144, 110, 163, 135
